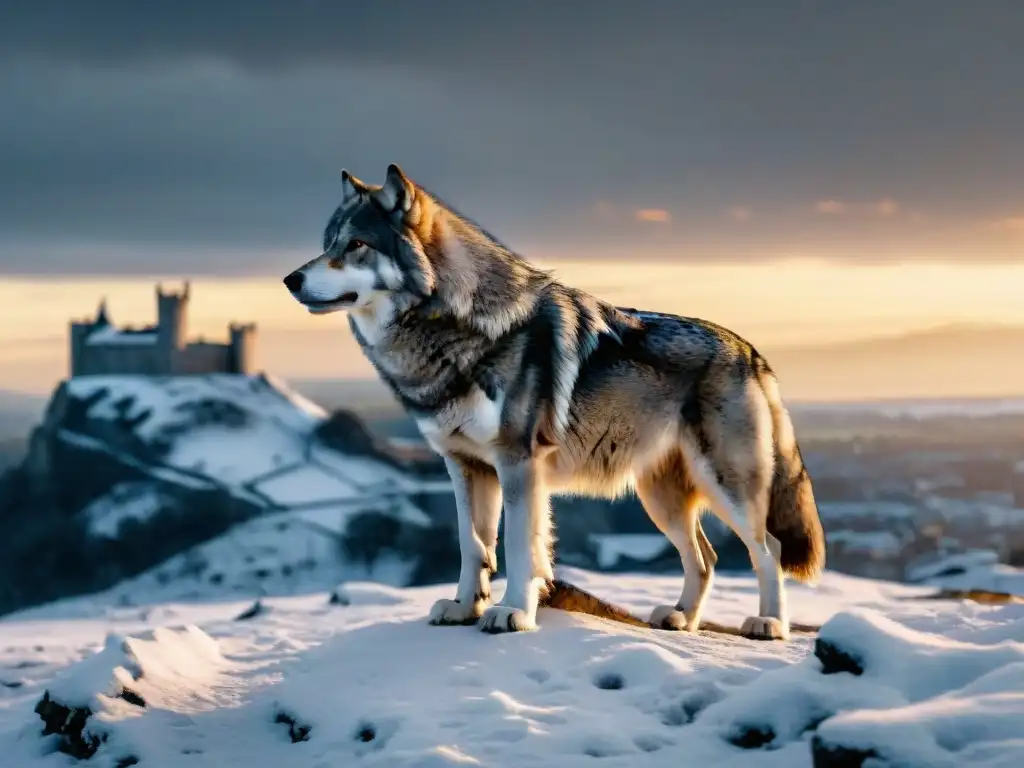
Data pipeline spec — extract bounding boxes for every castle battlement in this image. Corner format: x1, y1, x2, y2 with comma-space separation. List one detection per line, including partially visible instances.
69, 282, 257, 377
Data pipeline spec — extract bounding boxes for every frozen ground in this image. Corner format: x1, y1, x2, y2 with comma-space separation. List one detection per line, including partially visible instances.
1, 568, 1021, 767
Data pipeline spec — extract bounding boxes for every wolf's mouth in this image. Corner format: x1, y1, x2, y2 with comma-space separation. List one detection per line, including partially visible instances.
303, 292, 359, 313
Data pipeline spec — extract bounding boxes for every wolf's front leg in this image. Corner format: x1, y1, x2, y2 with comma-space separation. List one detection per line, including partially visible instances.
429, 457, 502, 626
479, 457, 553, 634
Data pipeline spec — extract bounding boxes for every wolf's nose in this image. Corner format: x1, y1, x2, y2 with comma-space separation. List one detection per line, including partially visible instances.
283, 272, 304, 293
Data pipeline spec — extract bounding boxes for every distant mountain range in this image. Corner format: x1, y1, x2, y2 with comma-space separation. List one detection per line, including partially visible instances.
766, 323, 1024, 402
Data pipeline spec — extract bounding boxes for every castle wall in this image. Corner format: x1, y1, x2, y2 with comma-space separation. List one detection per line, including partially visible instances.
174, 343, 231, 374
69, 323, 92, 377
83, 343, 165, 376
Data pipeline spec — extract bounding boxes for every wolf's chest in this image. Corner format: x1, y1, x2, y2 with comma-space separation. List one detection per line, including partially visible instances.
414, 387, 505, 462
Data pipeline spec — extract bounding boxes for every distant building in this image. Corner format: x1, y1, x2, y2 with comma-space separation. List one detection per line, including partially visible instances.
69, 282, 256, 377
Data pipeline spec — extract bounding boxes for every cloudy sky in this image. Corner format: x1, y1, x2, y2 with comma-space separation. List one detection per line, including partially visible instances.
1, 1, 1023, 394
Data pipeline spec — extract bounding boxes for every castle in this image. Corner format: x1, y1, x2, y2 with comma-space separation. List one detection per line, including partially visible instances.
69, 282, 256, 377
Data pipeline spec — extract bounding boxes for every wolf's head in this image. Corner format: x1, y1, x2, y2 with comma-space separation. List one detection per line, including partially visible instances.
283, 163, 437, 316
285, 163, 552, 338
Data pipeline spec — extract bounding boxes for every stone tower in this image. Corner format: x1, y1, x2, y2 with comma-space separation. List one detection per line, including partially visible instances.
69, 299, 111, 376
228, 323, 257, 374
156, 281, 189, 373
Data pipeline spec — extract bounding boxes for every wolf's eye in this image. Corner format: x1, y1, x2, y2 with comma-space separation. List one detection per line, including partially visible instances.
344, 239, 367, 253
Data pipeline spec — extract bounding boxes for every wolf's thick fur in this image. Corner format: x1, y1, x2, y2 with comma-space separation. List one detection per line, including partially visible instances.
285, 164, 825, 640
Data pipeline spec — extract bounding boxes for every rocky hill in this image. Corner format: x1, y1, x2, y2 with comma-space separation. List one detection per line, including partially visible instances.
0, 374, 455, 615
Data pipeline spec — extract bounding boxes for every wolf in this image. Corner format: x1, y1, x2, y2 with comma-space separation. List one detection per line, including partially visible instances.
283, 163, 825, 640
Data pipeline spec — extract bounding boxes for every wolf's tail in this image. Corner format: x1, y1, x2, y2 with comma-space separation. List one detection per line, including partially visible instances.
757, 361, 826, 583
539, 580, 650, 627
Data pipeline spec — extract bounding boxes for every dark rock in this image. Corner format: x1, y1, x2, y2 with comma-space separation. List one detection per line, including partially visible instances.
815, 638, 865, 676
34, 690, 105, 759
117, 687, 146, 708
594, 672, 625, 690
274, 711, 311, 743
726, 725, 776, 750
811, 735, 879, 768
234, 600, 265, 621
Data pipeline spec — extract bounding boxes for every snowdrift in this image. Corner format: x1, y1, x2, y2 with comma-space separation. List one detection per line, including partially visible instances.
2, 568, 1021, 767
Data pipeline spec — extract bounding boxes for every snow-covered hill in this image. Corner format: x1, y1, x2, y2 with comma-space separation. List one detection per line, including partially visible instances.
58, 373, 441, 507
0, 374, 452, 614
0, 568, 1021, 767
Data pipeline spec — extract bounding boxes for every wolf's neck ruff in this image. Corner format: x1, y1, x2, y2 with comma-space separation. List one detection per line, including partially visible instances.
420, 204, 553, 341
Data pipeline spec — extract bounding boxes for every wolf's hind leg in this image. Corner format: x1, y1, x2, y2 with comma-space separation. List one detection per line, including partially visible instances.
688, 451, 789, 640
636, 458, 714, 632
429, 457, 501, 626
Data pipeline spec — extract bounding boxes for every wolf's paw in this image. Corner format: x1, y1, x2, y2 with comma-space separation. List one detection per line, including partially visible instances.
478, 606, 537, 634
428, 598, 483, 626
740, 616, 789, 641
650, 605, 693, 631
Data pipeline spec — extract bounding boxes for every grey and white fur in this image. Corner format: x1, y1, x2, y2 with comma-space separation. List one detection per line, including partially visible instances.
284, 164, 826, 640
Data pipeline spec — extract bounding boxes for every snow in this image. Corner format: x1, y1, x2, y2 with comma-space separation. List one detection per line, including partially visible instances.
308, 443, 443, 496
905, 551, 1024, 596
589, 534, 670, 569
165, 422, 306, 484
93, 509, 419, 605
811, 610, 1024, 766
61, 372, 447, 517
2, 568, 1022, 767
85, 327, 157, 346
254, 464, 361, 506
329, 581, 408, 606
907, 550, 1002, 583
44, 625, 226, 712
66, 375, 322, 449
83, 483, 173, 538
927, 564, 1024, 596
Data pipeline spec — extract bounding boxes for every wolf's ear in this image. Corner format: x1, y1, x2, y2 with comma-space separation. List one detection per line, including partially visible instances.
341, 169, 369, 202
375, 163, 415, 215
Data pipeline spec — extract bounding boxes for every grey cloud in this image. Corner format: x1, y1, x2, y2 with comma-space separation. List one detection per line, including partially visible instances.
1, 1, 1023, 274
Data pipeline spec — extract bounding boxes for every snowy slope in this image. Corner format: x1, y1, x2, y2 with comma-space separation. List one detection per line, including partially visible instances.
62, 374, 435, 505
97, 498, 433, 605
0, 373, 453, 614
1, 568, 1021, 767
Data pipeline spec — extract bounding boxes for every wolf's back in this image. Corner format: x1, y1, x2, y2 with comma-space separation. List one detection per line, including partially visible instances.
757, 362, 826, 583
